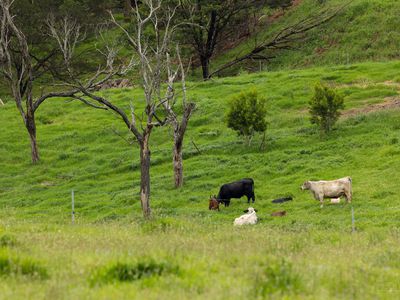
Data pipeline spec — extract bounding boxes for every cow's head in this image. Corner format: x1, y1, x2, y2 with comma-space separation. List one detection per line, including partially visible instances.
301, 181, 311, 190
209, 195, 219, 210
243, 207, 257, 213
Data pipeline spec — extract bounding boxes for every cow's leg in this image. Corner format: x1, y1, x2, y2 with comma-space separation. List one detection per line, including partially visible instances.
247, 195, 250, 204
318, 194, 324, 208
345, 191, 352, 203
251, 192, 255, 203
226, 200, 231, 207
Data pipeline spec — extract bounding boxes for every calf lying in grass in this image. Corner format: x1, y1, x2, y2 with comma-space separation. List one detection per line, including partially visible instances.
271, 211, 286, 217
234, 207, 258, 226
272, 197, 292, 204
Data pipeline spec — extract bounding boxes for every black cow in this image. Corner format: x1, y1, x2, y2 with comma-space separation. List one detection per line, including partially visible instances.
217, 178, 255, 207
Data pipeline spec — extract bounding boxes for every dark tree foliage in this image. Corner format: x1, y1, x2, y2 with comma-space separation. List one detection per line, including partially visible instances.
178, 0, 264, 80
265, 0, 293, 9
10, 0, 118, 71
13, 0, 116, 35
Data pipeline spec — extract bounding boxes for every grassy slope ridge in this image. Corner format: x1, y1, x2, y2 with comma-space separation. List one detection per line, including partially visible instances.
211, 0, 400, 75
1, 60, 400, 298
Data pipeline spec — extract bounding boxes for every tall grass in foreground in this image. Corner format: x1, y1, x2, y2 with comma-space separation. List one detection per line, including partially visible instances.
0, 221, 399, 299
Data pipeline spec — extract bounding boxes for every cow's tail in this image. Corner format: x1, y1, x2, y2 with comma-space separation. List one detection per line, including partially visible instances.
249, 178, 254, 192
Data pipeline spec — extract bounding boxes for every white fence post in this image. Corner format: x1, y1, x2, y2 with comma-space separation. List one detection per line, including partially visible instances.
72, 189, 75, 225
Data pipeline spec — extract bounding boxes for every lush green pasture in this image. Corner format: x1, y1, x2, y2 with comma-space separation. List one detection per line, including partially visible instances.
1, 60, 400, 298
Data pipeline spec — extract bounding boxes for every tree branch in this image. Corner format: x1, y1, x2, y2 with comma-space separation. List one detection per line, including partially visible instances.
208, 4, 349, 78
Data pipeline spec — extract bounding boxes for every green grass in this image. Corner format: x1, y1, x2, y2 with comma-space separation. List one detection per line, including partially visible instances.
210, 0, 400, 76
0, 251, 48, 280
1, 60, 400, 298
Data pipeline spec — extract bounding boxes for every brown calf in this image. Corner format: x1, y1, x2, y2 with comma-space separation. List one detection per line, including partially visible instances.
209, 195, 220, 211
271, 211, 286, 217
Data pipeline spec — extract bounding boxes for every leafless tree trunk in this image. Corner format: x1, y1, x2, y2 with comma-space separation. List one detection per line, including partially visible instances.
172, 102, 195, 187
139, 128, 152, 216
26, 109, 39, 163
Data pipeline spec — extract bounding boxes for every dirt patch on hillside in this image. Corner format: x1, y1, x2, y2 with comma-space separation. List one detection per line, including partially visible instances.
298, 97, 400, 117
326, 80, 400, 117
334, 80, 400, 90
342, 97, 400, 117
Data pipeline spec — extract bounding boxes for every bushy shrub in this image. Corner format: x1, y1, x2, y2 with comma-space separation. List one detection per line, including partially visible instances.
90, 260, 179, 285
0, 234, 17, 248
0, 253, 48, 279
309, 83, 344, 134
226, 89, 267, 145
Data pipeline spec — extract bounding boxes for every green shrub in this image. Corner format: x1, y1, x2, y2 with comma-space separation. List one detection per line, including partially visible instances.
309, 83, 344, 134
0, 234, 17, 248
226, 89, 267, 145
0, 253, 48, 279
90, 260, 179, 285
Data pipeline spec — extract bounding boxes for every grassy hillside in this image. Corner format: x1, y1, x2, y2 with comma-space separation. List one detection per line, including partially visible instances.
211, 0, 400, 76
1, 60, 400, 298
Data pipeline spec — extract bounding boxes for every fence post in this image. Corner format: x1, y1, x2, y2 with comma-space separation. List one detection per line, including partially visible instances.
72, 189, 75, 225
351, 206, 355, 233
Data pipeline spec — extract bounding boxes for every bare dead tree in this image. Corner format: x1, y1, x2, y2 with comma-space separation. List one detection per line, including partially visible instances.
112, 1, 197, 192
208, 4, 347, 78
49, 0, 191, 217
0, 0, 85, 163
109, 0, 176, 215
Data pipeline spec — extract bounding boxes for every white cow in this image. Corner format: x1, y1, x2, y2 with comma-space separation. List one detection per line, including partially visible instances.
301, 176, 352, 207
233, 207, 258, 226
